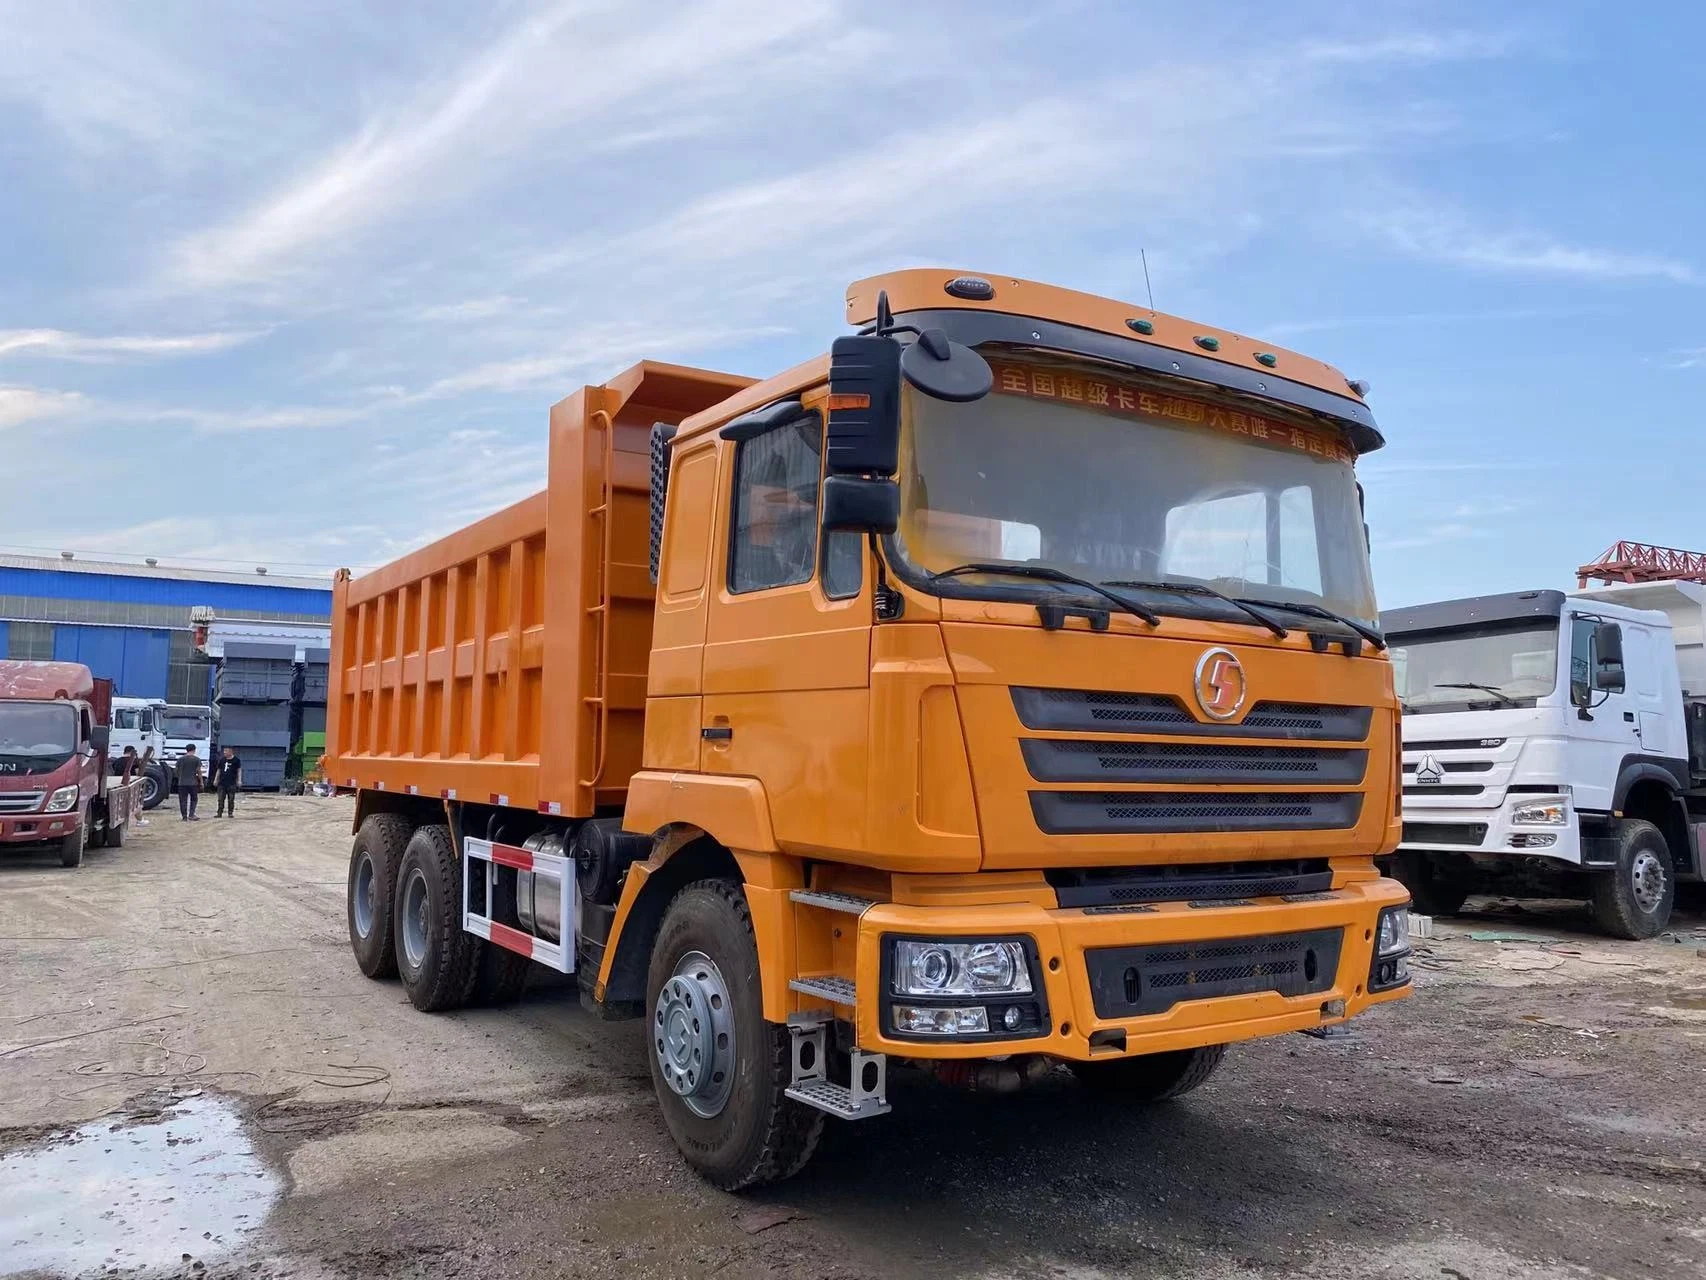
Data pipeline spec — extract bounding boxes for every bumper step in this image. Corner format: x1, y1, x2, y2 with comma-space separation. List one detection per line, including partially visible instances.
790, 975, 856, 1005
789, 888, 875, 915
786, 1077, 891, 1121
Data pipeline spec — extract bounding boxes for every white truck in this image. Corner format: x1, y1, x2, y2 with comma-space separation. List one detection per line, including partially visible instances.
1383, 584, 1706, 938
159, 704, 214, 776
109, 696, 170, 810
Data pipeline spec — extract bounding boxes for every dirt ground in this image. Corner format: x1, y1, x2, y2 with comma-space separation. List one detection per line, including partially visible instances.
3, 795, 1705, 1280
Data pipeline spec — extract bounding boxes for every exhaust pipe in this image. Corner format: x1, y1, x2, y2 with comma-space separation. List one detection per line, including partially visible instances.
920, 1055, 1052, 1094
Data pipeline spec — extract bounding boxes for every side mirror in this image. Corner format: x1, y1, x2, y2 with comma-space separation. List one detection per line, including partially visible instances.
826, 336, 901, 477
900, 328, 993, 403
1594, 622, 1623, 665
89, 725, 111, 754
822, 475, 899, 535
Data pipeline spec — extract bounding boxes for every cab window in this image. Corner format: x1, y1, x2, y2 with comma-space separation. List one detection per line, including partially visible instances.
728, 414, 862, 599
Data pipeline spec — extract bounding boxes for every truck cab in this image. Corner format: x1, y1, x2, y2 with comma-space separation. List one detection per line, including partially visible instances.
160, 704, 214, 775
0, 660, 137, 866
111, 696, 170, 808
1385, 587, 1704, 937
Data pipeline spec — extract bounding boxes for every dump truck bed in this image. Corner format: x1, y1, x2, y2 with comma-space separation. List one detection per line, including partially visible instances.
325, 361, 753, 817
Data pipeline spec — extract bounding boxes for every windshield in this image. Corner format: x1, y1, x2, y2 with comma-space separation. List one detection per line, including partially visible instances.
0, 702, 78, 769
1388, 624, 1559, 712
161, 710, 212, 740
892, 357, 1377, 623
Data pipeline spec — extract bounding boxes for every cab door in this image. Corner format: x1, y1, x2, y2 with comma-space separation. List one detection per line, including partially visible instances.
702, 404, 872, 854
1567, 612, 1640, 812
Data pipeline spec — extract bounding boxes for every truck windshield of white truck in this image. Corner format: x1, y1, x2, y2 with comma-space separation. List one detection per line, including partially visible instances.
161, 709, 212, 741
0, 703, 78, 769
1389, 623, 1558, 713
893, 355, 1377, 627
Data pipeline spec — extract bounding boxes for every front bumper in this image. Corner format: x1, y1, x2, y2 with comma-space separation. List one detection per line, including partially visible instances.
1401, 796, 1580, 866
0, 813, 79, 844
851, 876, 1411, 1061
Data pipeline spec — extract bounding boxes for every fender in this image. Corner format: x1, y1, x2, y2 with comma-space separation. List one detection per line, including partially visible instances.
622, 770, 778, 853
1611, 755, 1688, 812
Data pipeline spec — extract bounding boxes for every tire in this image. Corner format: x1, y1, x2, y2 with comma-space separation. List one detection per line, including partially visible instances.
472, 945, 531, 1005
140, 766, 169, 811
103, 816, 126, 849
59, 811, 87, 868
1590, 819, 1674, 940
1390, 850, 1470, 917
348, 814, 412, 980
1071, 1044, 1226, 1100
392, 824, 479, 1011
646, 879, 824, 1190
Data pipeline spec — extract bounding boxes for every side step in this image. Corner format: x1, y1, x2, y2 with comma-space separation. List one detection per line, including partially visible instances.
789, 888, 875, 915
784, 1021, 890, 1120
789, 975, 856, 1005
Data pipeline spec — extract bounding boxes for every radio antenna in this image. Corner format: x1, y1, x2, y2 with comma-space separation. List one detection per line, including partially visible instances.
1140, 249, 1156, 312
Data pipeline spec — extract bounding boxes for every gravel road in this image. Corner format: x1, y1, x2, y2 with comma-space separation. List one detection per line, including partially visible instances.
3, 795, 1704, 1279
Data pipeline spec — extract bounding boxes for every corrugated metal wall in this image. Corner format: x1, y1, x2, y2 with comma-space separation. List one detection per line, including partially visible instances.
0, 567, 332, 614
51, 625, 172, 699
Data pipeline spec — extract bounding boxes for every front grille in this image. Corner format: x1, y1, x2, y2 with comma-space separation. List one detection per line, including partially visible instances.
0, 791, 45, 814
1401, 760, 1492, 773
1012, 688, 1373, 741
1402, 821, 1488, 847
1031, 790, 1363, 835
1023, 739, 1367, 786
1086, 928, 1343, 1018
1402, 784, 1484, 796
1048, 859, 1333, 907
1405, 737, 1505, 752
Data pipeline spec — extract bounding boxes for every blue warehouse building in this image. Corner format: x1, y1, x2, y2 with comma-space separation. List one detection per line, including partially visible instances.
0, 554, 333, 704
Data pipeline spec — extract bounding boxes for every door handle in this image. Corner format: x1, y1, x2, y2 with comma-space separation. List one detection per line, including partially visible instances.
701, 726, 733, 741
1622, 712, 1635, 722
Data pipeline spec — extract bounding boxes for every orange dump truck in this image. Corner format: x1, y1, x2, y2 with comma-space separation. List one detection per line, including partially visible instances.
328, 269, 1412, 1188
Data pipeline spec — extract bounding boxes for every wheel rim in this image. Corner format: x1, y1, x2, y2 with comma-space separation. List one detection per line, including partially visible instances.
1631, 848, 1668, 914
400, 867, 430, 968
141, 775, 159, 805
654, 950, 736, 1118
352, 853, 376, 938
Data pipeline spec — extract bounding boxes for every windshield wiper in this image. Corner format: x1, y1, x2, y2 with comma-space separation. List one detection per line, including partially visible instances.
930, 563, 1161, 627
1237, 597, 1387, 650
1102, 579, 1288, 639
1432, 681, 1518, 708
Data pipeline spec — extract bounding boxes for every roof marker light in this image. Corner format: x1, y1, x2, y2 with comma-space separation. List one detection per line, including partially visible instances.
1347, 378, 1371, 397
1194, 335, 1220, 352
1254, 352, 1278, 367
944, 276, 995, 301
1125, 318, 1155, 335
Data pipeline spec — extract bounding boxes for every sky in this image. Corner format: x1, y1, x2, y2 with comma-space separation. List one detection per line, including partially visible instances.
1, 0, 1702, 608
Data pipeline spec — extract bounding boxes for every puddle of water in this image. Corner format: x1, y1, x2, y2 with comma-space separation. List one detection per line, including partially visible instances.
0, 1094, 279, 1278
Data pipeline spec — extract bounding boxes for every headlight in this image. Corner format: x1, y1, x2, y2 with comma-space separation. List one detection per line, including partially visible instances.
45, 784, 81, 814
1511, 799, 1567, 826
1376, 906, 1410, 956
891, 939, 1032, 997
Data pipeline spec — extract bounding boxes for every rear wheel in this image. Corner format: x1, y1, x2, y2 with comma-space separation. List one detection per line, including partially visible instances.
393, 824, 479, 1011
1071, 1044, 1226, 1100
1390, 850, 1471, 917
1590, 819, 1674, 940
102, 815, 126, 849
348, 814, 412, 979
139, 766, 169, 811
646, 880, 823, 1190
59, 810, 87, 868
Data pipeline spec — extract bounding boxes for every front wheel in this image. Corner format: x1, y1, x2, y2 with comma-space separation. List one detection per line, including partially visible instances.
1070, 1044, 1226, 1100
59, 811, 87, 868
646, 880, 823, 1190
139, 766, 169, 811
1390, 850, 1470, 917
1590, 819, 1674, 939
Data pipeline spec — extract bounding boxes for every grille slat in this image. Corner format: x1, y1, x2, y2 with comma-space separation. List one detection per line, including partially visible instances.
1023, 739, 1367, 786
1048, 859, 1334, 907
1401, 821, 1488, 847
0, 791, 45, 814
1013, 687, 1372, 742
1031, 790, 1363, 835
1086, 928, 1344, 1018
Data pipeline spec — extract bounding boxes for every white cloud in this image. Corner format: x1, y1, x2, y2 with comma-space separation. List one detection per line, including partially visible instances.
1662, 347, 1706, 370
165, 0, 857, 289
0, 328, 260, 361
1358, 203, 1697, 284
0, 385, 85, 429
1301, 30, 1524, 64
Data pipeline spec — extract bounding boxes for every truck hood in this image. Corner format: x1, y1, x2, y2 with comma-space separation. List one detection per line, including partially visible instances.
940, 622, 1398, 870
0, 754, 79, 815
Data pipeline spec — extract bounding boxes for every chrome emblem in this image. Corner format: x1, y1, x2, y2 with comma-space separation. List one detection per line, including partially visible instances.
1193, 647, 1246, 721
1414, 754, 1444, 785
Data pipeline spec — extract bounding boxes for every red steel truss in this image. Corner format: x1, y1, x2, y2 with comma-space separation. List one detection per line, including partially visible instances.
1577, 541, 1706, 587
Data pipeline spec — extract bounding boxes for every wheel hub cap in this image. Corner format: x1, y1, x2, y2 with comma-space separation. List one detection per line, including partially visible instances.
1631, 849, 1667, 914
654, 951, 735, 1118
353, 855, 375, 937
401, 868, 429, 968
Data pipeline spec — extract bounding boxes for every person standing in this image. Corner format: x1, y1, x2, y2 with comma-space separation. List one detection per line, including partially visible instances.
176, 745, 203, 821
214, 746, 242, 817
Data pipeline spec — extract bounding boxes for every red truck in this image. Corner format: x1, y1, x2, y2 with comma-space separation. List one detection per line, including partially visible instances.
0, 660, 142, 867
